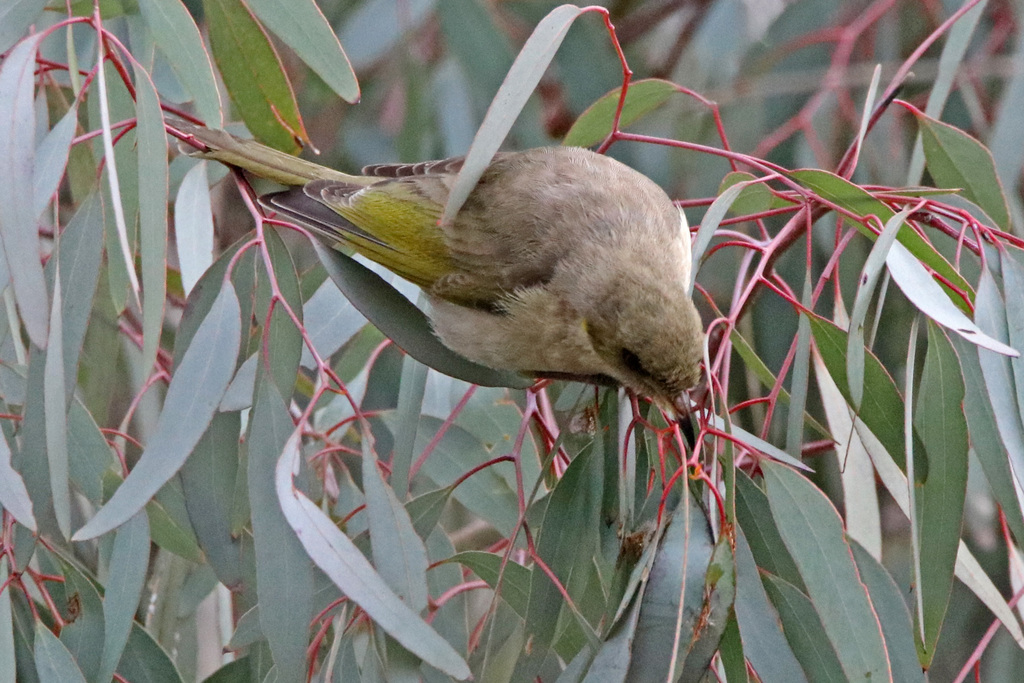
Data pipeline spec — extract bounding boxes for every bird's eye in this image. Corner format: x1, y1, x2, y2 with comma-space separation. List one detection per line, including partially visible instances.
620, 348, 647, 376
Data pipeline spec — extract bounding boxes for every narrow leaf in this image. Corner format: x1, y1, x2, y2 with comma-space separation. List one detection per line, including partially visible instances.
0, 0, 47, 54
913, 323, 968, 663
0, 401, 36, 531
246, 0, 359, 102
442, 4, 586, 223
916, 111, 1011, 231
33, 103, 79, 220
790, 168, 971, 301
174, 161, 215, 297
44, 270, 69, 538
734, 527, 807, 683
0, 35, 49, 346
848, 205, 915, 409
33, 623, 88, 683
73, 283, 241, 540
98, 512, 150, 683
137, 0, 223, 125
887, 242, 1016, 356
363, 442, 430, 612
136, 64, 169, 378
203, 0, 306, 151
762, 462, 890, 681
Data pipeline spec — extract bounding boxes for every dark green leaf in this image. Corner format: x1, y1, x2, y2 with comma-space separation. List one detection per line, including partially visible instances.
446, 551, 531, 618
514, 443, 601, 680
761, 575, 845, 682
913, 323, 968, 663
563, 79, 680, 148
790, 169, 971, 304
916, 111, 1011, 231
202, 0, 305, 151
246, 0, 358, 102
849, 542, 924, 682
810, 314, 927, 478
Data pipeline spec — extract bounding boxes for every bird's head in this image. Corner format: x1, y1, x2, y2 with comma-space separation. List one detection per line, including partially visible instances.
581, 270, 704, 409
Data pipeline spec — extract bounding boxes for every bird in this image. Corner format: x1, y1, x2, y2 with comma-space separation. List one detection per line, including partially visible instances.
172, 119, 705, 413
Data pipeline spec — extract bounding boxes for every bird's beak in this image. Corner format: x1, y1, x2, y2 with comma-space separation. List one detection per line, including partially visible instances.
671, 390, 696, 449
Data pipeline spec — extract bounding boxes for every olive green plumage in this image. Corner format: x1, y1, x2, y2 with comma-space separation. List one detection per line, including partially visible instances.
175, 120, 704, 408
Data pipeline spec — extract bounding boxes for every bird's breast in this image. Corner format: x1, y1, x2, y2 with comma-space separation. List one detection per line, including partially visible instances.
426, 289, 609, 377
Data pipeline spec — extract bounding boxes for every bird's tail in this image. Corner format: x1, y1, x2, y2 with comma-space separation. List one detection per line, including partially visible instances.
169, 116, 366, 187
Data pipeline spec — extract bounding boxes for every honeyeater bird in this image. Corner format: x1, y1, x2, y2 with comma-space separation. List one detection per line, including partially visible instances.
172, 119, 704, 412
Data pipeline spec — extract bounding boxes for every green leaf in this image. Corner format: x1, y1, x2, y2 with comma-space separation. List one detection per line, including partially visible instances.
363, 442, 430, 613
446, 551, 531, 618
313, 241, 530, 389
137, 0, 222, 126
275, 434, 471, 679
514, 443, 601, 680
33, 623, 87, 683
563, 78, 680, 148
73, 282, 241, 540
405, 487, 452, 540
174, 162, 215, 297
949, 334, 1024, 546
691, 181, 748, 291
98, 512, 150, 683
761, 574, 845, 682
913, 323, 968, 664
626, 491, 715, 682
441, 3, 587, 223
33, 104, 79, 219
762, 462, 890, 681
849, 542, 924, 682
735, 471, 803, 589
0, 558, 13, 683
789, 169, 971, 305
886, 242, 1015, 356
734, 527, 807, 683
974, 269, 1024, 489
135, 63, 169, 379
43, 270, 69, 538
915, 111, 1011, 231
180, 412, 245, 587
719, 171, 775, 215
0, 35, 49, 347
115, 623, 184, 682
0, 403, 35, 532
246, 0, 359, 102
52, 193, 104, 407
202, 0, 305, 151
248, 379, 314, 681
810, 314, 927, 478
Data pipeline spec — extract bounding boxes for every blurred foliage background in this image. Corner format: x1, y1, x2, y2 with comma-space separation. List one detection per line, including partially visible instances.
4, 0, 1024, 681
